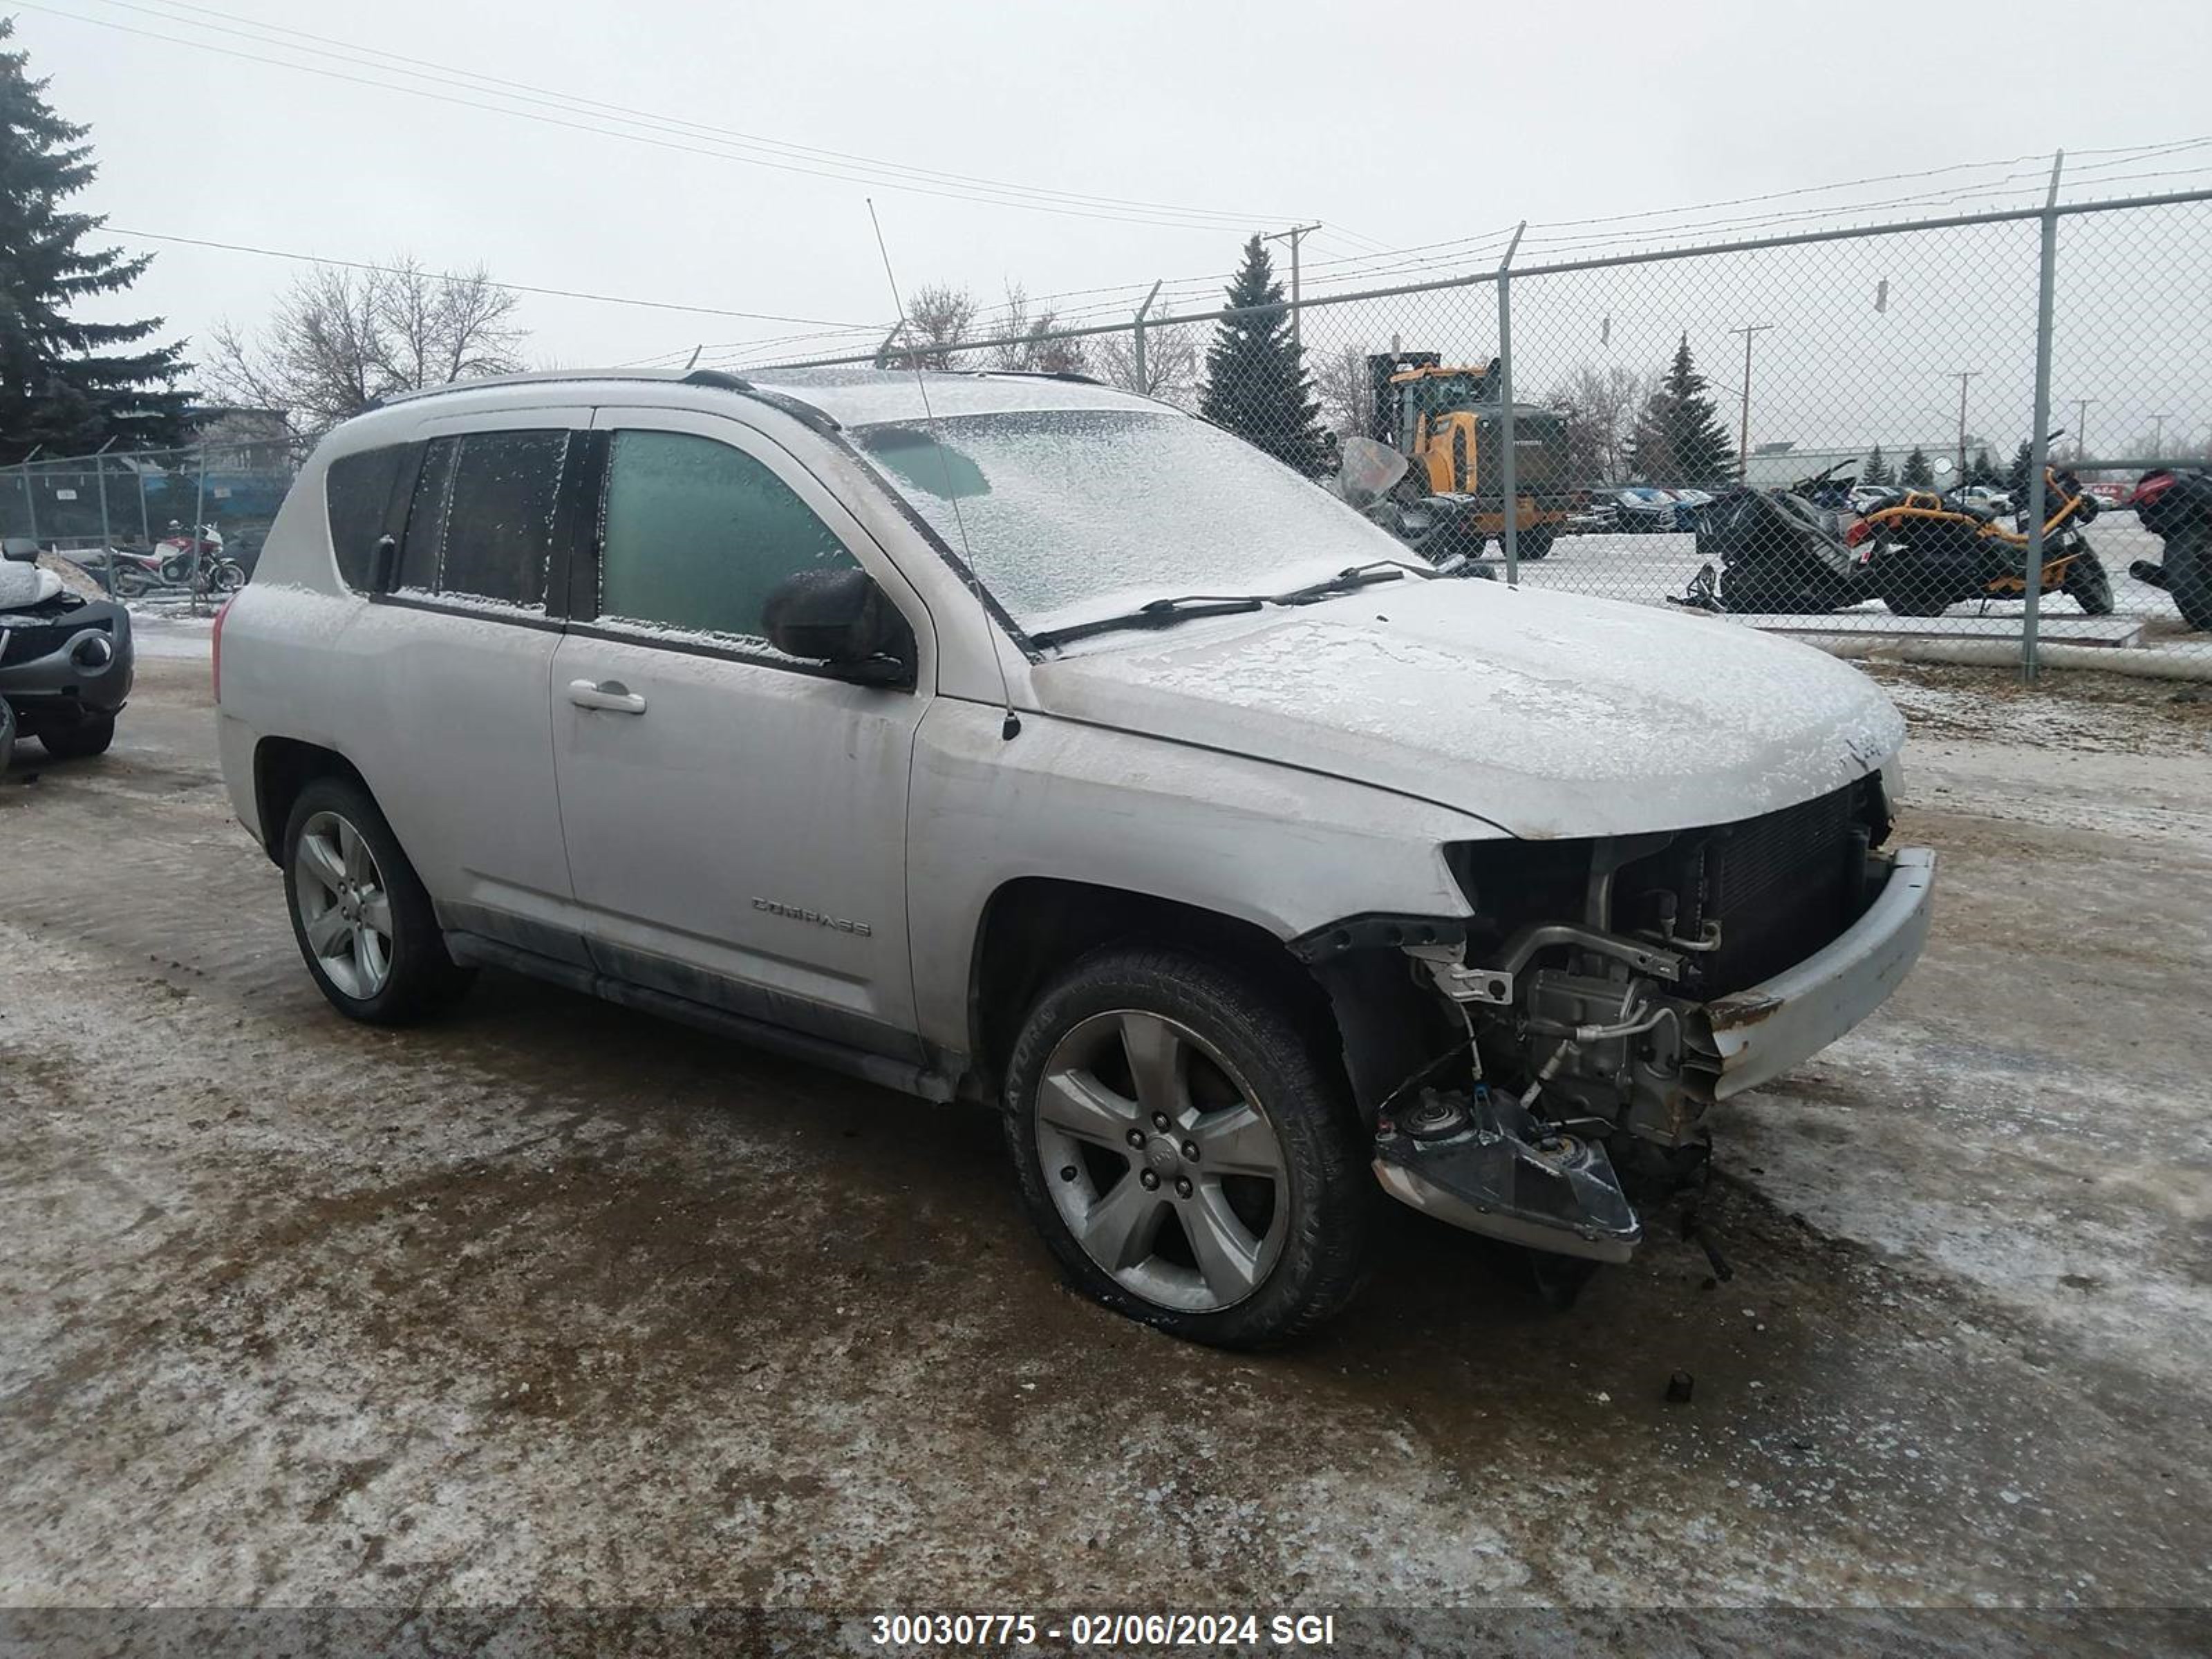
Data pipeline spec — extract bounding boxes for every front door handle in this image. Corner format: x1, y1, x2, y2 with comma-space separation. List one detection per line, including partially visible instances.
568, 678, 647, 715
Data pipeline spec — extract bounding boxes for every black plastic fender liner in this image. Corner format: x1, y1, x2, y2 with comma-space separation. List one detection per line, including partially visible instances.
1286, 912, 1468, 964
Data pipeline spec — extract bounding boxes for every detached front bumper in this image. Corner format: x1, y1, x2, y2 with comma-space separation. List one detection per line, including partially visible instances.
1696, 845, 1936, 1100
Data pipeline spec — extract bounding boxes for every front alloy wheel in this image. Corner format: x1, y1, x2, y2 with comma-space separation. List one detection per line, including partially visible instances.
1004, 946, 1374, 1347
1037, 1010, 1289, 1313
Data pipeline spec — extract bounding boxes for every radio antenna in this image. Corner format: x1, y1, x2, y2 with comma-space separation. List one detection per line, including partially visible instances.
865, 198, 1020, 740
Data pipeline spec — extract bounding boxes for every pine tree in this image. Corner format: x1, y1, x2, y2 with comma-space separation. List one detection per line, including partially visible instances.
1625, 333, 1736, 486
1902, 447, 1934, 488
1969, 446, 1998, 487
0, 21, 190, 464
1199, 235, 1327, 474
1862, 444, 1895, 487
2005, 439, 2035, 496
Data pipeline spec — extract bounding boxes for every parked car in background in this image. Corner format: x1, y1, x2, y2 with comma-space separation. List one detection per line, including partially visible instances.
1604, 487, 1685, 532
214, 366, 1934, 1347
0, 538, 133, 761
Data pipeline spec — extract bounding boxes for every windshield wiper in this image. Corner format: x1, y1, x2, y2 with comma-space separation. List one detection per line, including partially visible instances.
1273, 561, 1418, 604
1029, 594, 1265, 650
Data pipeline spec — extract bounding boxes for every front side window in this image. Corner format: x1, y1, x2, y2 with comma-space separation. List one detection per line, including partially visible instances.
398, 429, 570, 608
597, 429, 860, 647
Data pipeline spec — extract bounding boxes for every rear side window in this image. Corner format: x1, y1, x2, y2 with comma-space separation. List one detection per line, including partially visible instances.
597, 429, 859, 646
324, 445, 409, 591
397, 429, 570, 608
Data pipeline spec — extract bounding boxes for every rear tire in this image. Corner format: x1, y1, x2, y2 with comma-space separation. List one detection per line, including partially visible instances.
1515, 526, 1555, 561
1002, 946, 1374, 1348
281, 777, 473, 1024
37, 712, 115, 760
2061, 550, 2114, 617
0, 700, 15, 776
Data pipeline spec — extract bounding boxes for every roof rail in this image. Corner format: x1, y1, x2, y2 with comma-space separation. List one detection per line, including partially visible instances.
355, 366, 838, 432
681, 368, 755, 392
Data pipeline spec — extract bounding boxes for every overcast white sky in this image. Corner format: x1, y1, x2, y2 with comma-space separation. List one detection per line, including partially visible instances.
19, 0, 2212, 451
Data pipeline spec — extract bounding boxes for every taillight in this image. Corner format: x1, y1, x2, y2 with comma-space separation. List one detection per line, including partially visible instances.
1845, 518, 1873, 546
212, 594, 235, 703
2124, 471, 2177, 510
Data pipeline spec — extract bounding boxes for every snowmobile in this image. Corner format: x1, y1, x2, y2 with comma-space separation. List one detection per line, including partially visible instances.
1848, 445, 2112, 617
2121, 467, 2212, 630
1669, 460, 1875, 615
0, 538, 134, 761
1329, 438, 1497, 579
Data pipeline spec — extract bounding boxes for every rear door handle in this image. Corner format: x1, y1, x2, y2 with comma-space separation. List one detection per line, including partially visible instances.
568, 678, 647, 715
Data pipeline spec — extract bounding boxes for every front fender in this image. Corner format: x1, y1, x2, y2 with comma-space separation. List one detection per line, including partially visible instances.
905, 700, 1498, 1056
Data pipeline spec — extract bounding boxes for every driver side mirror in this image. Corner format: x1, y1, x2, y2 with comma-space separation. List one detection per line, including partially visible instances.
762, 567, 915, 686
3, 537, 39, 563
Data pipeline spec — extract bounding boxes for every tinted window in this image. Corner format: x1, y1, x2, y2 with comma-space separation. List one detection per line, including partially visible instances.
598, 430, 859, 644
395, 438, 452, 593
397, 430, 569, 608
324, 445, 408, 590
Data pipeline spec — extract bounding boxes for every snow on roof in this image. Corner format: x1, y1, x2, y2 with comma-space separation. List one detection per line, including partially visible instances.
747, 366, 1166, 427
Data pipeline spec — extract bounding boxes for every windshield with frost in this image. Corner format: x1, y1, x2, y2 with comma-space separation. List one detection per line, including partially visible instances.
848, 409, 1411, 638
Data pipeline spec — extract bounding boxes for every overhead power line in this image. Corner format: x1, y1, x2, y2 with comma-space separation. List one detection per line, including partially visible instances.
34, 0, 1303, 233
104, 227, 877, 328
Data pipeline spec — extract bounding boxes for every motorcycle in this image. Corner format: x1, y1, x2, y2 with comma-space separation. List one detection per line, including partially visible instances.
71, 521, 246, 600
2121, 467, 2212, 630
1669, 459, 1876, 615
1847, 442, 2112, 617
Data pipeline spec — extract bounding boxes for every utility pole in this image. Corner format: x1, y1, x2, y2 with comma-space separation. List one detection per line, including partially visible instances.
1728, 324, 1774, 475
1951, 370, 1980, 479
2072, 397, 2097, 461
1262, 223, 1322, 359
2150, 413, 2170, 458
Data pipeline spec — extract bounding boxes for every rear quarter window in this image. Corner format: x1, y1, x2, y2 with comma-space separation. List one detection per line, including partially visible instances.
323, 446, 411, 591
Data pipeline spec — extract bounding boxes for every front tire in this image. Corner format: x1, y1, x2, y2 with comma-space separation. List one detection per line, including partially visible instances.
1515, 525, 1555, 561
281, 778, 472, 1024
37, 712, 115, 760
1002, 946, 1374, 1347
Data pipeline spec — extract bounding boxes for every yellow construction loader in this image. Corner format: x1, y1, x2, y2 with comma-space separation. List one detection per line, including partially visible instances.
1366, 353, 1582, 559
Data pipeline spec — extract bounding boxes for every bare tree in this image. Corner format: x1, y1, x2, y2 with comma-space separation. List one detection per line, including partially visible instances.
1094, 323, 1198, 407
1313, 343, 1380, 440
1548, 363, 1647, 486
984, 283, 1089, 376
205, 256, 525, 444
874, 283, 978, 371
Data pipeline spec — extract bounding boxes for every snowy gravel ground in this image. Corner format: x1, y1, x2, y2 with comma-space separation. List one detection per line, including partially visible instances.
1, 657, 2208, 1647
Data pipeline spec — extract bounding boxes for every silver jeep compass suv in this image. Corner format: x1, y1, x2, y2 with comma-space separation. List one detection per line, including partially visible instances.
215, 366, 1933, 1347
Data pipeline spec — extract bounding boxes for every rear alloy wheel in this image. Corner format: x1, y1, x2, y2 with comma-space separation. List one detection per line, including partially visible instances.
1004, 947, 1373, 1347
283, 778, 471, 1024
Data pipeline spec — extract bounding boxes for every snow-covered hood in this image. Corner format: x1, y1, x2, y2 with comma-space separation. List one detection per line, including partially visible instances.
1029, 580, 1906, 839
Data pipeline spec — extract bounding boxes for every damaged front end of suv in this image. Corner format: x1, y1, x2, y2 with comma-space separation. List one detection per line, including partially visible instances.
1299, 770, 1936, 1270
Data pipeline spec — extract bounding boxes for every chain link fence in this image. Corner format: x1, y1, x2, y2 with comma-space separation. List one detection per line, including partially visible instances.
1, 438, 296, 612
758, 181, 2212, 671
12, 182, 2204, 664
